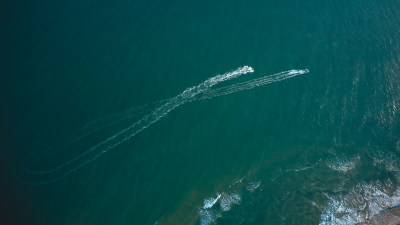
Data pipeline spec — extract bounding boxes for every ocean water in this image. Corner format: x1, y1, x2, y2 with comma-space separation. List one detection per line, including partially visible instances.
2, 0, 400, 224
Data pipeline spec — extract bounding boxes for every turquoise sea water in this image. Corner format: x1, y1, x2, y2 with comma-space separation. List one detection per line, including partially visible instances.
2, 0, 400, 224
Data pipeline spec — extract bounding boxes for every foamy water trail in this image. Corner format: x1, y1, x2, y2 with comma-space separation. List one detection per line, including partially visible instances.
17, 66, 253, 184
28, 98, 172, 162
17, 66, 308, 185
194, 69, 308, 101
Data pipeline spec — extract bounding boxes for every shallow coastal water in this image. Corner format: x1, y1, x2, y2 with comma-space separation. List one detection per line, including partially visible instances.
2, 0, 400, 224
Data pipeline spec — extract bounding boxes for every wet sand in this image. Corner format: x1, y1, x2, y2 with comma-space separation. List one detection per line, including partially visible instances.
359, 206, 400, 225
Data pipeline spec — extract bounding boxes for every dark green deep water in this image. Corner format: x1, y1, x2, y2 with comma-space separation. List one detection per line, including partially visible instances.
2, 0, 400, 224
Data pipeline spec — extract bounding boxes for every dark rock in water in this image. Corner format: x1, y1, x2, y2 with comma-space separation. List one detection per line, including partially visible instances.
397, 140, 400, 152
359, 206, 400, 225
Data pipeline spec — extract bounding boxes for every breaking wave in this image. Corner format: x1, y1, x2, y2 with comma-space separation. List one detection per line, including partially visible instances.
198, 177, 255, 225
320, 151, 400, 224
320, 181, 400, 224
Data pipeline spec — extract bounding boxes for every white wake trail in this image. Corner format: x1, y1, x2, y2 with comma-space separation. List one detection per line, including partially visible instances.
195, 69, 308, 101
18, 66, 254, 184
17, 67, 308, 185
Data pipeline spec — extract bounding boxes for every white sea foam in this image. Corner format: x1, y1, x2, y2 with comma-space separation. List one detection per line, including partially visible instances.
199, 209, 221, 225
198, 178, 248, 224
320, 182, 400, 224
202, 194, 222, 210
246, 181, 261, 193
326, 154, 358, 173
199, 192, 242, 224
320, 152, 400, 224
220, 193, 241, 211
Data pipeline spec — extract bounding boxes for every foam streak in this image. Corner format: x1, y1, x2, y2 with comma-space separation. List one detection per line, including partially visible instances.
17, 66, 308, 184
19, 66, 254, 184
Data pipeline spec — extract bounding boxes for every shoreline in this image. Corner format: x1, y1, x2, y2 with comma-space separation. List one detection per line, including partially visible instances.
358, 205, 400, 225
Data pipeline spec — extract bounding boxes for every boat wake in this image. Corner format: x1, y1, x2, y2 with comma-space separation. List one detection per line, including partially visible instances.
14, 66, 308, 185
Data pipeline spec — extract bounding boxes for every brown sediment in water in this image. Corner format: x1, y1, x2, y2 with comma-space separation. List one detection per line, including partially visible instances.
156, 189, 201, 225
153, 144, 312, 225
359, 206, 400, 225
155, 165, 254, 225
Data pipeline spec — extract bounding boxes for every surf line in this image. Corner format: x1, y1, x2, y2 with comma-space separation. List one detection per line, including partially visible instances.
17, 66, 308, 185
